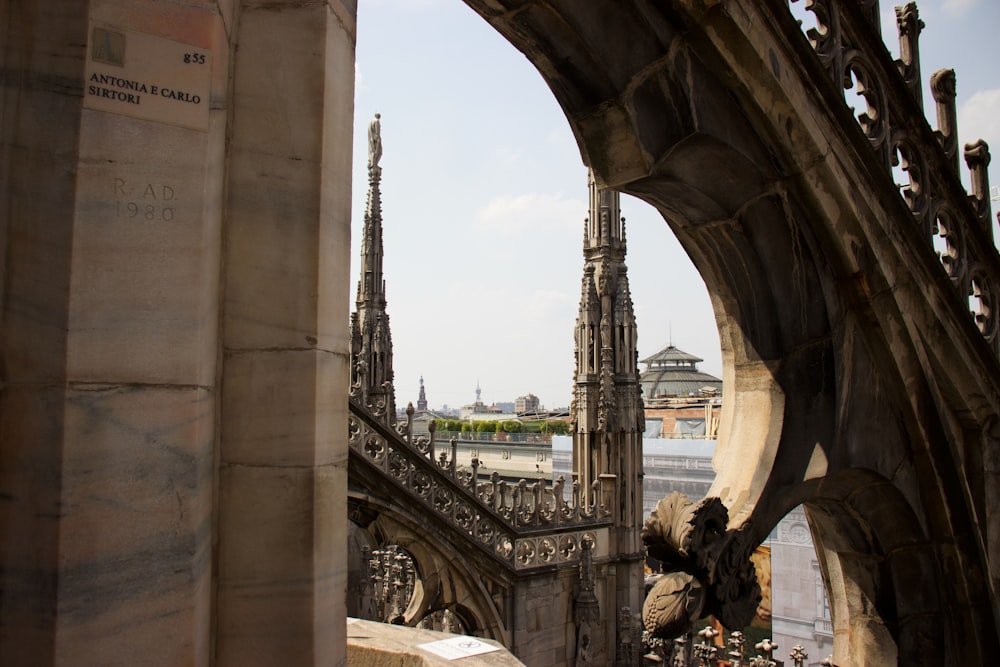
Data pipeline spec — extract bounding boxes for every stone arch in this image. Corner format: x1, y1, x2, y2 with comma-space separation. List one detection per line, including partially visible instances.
789, 469, 946, 666
347, 489, 508, 643
462, 1, 999, 661
417, 604, 478, 635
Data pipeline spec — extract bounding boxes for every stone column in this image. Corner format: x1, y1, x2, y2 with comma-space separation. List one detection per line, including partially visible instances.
1, 1, 225, 664
214, 1, 355, 665
1, 1, 356, 665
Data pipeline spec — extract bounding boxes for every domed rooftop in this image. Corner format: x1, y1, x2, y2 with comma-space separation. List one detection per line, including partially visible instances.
639, 344, 722, 400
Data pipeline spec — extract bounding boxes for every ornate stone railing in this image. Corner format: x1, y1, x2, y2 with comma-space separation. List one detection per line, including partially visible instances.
348, 400, 610, 571
787, 0, 999, 354
643, 625, 832, 667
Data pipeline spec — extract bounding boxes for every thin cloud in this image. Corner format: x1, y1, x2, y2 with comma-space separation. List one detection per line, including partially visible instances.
473, 192, 585, 235
522, 289, 575, 320
942, 0, 978, 16
959, 87, 1000, 149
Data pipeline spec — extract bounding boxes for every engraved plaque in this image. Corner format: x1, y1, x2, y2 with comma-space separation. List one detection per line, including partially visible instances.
84, 24, 212, 131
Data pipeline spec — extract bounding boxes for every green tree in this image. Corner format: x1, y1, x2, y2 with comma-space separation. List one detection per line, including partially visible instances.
503, 420, 522, 433
548, 421, 570, 435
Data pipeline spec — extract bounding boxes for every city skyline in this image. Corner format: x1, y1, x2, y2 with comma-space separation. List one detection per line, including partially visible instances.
350, 0, 999, 411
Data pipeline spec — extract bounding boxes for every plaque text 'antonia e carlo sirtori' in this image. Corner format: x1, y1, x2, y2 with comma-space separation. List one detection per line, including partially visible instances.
84, 25, 211, 131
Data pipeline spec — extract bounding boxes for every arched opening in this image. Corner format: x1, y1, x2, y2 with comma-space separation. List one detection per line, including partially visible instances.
349, 1, 720, 418
345, 1, 1000, 663
346, 488, 507, 642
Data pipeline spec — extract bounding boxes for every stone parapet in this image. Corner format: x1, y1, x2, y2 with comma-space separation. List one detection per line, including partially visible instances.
347, 618, 524, 666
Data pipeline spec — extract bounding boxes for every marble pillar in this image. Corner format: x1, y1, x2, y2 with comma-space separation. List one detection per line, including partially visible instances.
215, 0, 355, 664
0, 1, 356, 664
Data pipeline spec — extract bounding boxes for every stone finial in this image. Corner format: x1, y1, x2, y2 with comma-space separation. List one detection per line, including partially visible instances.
931, 69, 959, 174
895, 2, 924, 108
965, 139, 993, 237
789, 644, 808, 667
727, 630, 746, 666
751, 638, 778, 667
694, 625, 720, 664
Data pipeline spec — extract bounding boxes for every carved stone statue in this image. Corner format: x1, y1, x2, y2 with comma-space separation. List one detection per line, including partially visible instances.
368, 113, 382, 172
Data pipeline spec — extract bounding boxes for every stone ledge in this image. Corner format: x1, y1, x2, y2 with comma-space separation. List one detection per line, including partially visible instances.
347, 618, 524, 666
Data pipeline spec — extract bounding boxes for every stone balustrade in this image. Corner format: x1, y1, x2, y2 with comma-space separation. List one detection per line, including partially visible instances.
349, 400, 610, 571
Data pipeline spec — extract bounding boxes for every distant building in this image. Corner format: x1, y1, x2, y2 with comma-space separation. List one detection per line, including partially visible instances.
769, 506, 834, 659
515, 393, 540, 413
640, 344, 723, 439
416, 375, 428, 411
639, 344, 722, 400
459, 381, 506, 419
409, 409, 449, 437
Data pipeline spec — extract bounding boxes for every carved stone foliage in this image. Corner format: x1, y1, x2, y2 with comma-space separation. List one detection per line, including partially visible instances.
641, 492, 761, 640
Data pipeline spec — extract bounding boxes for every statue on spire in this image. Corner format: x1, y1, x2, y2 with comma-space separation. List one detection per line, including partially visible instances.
351, 112, 395, 425
368, 113, 382, 178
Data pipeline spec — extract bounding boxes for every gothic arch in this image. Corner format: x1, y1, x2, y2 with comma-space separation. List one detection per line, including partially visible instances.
347, 489, 509, 644
797, 469, 945, 666
463, 0, 1000, 661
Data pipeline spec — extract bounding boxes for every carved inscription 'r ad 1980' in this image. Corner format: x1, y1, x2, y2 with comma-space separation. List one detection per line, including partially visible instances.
114, 178, 178, 222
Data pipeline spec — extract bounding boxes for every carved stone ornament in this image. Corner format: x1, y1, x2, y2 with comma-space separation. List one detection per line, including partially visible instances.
642, 571, 706, 640
704, 524, 763, 631
642, 492, 727, 573
642, 492, 761, 639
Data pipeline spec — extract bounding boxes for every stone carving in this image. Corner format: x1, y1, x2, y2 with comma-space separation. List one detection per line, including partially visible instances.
616, 607, 640, 666
349, 401, 609, 570
749, 638, 778, 667
573, 536, 599, 664
795, 0, 998, 351
351, 113, 396, 424
894, 2, 924, 107
641, 492, 761, 640
368, 112, 382, 172
642, 572, 706, 641
726, 630, 746, 666
641, 625, 805, 667
692, 626, 719, 664
367, 545, 417, 624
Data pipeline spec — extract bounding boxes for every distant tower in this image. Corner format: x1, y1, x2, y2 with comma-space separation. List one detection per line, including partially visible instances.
417, 376, 428, 411
475, 380, 482, 405
350, 113, 396, 425
570, 168, 645, 651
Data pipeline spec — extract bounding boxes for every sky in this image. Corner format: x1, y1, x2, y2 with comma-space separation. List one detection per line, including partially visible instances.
349, 0, 1000, 413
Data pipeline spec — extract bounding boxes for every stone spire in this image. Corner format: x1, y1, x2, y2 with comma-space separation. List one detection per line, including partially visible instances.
350, 113, 396, 424
570, 168, 645, 636
571, 168, 643, 487
417, 376, 428, 411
